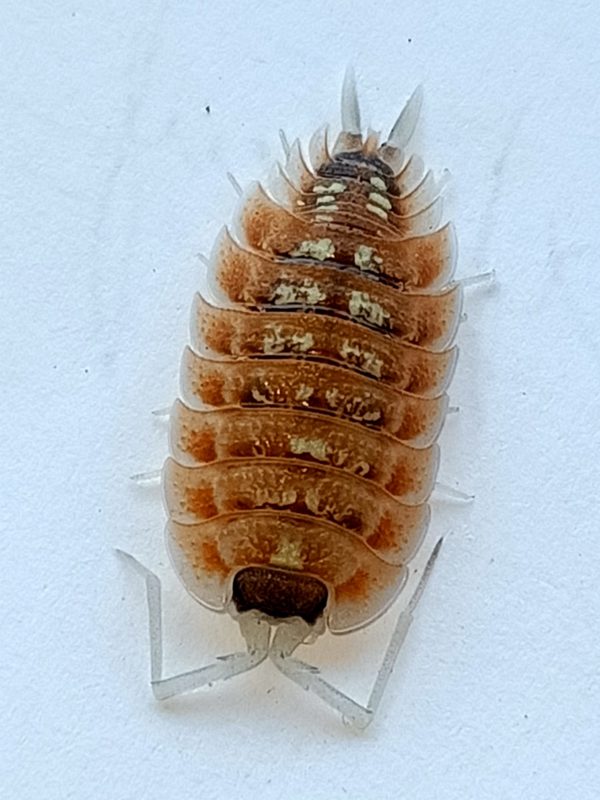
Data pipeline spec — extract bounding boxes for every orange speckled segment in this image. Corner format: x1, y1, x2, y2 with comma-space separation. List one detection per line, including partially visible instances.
167, 514, 407, 633
240, 185, 456, 290
280, 140, 436, 217
170, 402, 439, 503
194, 294, 459, 385
294, 193, 443, 239
168, 124, 460, 631
204, 281, 462, 351
181, 349, 449, 447
164, 458, 428, 566
214, 228, 460, 340
272, 172, 436, 234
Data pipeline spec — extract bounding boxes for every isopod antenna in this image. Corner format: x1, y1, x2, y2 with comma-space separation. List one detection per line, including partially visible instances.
268, 538, 443, 729
116, 550, 270, 699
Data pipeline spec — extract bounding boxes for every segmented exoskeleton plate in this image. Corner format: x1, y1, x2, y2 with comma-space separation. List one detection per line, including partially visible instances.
165, 77, 459, 635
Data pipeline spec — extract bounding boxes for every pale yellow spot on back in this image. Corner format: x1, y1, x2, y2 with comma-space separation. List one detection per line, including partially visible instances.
251, 386, 270, 403
324, 390, 382, 423
369, 176, 387, 191
255, 486, 297, 508
313, 182, 346, 194
290, 238, 335, 260
366, 203, 389, 220
354, 244, 383, 272
263, 326, 314, 354
368, 192, 392, 211
348, 291, 391, 327
290, 436, 329, 462
339, 340, 384, 377
270, 537, 304, 570
271, 280, 326, 306
295, 384, 314, 402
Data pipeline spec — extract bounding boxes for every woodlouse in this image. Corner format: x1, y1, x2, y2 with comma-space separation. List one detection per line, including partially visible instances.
119, 71, 488, 728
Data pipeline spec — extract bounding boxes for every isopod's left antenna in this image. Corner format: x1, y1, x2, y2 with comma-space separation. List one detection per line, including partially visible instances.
116, 550, 269, 699
269, 538, 444, 729
341, 66, 361, 134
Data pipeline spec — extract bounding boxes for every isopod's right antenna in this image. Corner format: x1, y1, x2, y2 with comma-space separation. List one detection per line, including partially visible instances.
341, 66, 362, 134
269, 538, 444, 729
387, 85, 424, 149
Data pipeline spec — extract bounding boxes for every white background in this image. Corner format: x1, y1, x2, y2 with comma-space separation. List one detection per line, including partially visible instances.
2, 1, 599, 798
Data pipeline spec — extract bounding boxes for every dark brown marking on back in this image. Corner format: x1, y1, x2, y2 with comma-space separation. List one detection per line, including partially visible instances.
318, 151, 395, 186
232, 566, 328, 624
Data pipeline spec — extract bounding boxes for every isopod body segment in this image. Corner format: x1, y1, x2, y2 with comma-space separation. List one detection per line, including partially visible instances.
121, 72, 463, 726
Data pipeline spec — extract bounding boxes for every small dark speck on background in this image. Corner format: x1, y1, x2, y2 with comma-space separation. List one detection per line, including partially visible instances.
205, 105, 211, 114
408, 37, 412, 43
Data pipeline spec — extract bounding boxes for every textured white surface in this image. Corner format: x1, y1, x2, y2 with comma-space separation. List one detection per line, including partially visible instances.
2, 1, 599, 798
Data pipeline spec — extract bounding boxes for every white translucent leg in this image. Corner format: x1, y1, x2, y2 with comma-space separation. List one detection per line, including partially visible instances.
226, 172, 243, 197
434, 482, 474, 502
458, 269, 496, 288
279, 129, 291, 159
130, 469, 161, 485
116, 550, 269, 700
270, 539, 444, 729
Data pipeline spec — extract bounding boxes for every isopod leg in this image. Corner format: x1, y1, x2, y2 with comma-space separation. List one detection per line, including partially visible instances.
458, 268, 496, 288
226, 172, 243, 197
364, 538, 443, 721
270, 539, 443, 729
272, 649, 373, 728
116, 550, 269, 700
129, 469, 161, 485
433, 482, 475, 502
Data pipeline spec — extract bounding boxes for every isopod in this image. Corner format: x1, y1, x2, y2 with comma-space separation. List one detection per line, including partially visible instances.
119, 70, 487, 728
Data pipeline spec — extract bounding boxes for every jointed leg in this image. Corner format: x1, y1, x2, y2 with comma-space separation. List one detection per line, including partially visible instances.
269, 539, 444, 729
434, 482, 475, 502
458, 269, 496, 288
116, 550, 269, 700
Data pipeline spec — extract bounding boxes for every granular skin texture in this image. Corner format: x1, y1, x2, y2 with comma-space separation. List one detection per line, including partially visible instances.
166, 114, 458, 634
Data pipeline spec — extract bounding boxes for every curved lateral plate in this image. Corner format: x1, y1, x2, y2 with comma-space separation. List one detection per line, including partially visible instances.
167, 513, 409, 633
164, 456, 430, 565
180, 349, 450, 448
169, 401, 441, 499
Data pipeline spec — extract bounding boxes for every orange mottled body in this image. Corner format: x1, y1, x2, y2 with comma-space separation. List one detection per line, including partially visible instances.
165, 113, 458, 634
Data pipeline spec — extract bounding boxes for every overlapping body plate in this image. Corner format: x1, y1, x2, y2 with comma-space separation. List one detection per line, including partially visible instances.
166, 119, 458, 633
